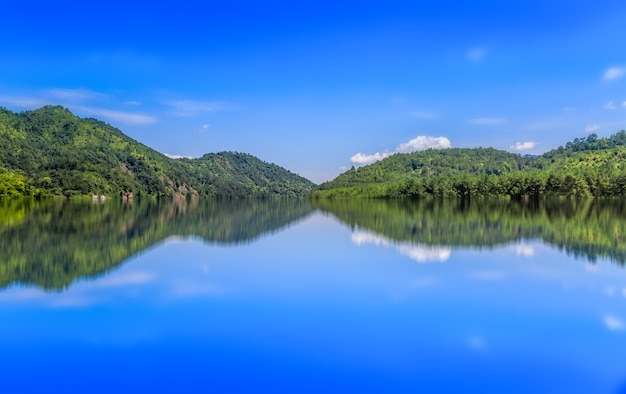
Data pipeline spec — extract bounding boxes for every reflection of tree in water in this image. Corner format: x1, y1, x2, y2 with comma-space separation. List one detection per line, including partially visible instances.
313, 198, 626, 266
0, 198, 314, 290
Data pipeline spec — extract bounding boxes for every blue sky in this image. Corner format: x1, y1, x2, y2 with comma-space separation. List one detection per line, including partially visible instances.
2, 1, 626, 183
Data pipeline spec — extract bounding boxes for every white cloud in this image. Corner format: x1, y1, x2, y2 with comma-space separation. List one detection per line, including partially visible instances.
514, 244, 535, 257
350, 152, 389, 165
603, 315, 625, 331
397, 244, 451, 263
622, 102, 626, 108
467, 47, 486, 61
467, 117, 506, 125
603, 67, 626, 81
202, 124, 210, 129
352, 230, 451, 263
163, 153, 193, 159
604, 101, 616, 110
124, 100, 141, 106
585, 124, 600, 133
510, 141, 538, 151
78, 107, 157, 125
350, 136, 451, 165
397, 136, 451, 153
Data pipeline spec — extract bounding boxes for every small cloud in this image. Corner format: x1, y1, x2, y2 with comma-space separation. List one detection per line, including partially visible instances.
604, 101, 616, 110
90, 272, 156, 288
622, 101, 626, 108
350, 152, 389, 165
163, 153, 193, 159
397, 136, 451, 153
510, 141, 538, 151
603, 315, 625, 331
410, 111, 436, 119
123, 100, 141, 106
351, 230, 451, 263
562, 107, 575, 112
47, 88, 104, 102
467, 47, 486, 61
397, 244, 451, 263
514, 244, 535, 256
351, 136, 451, 165
467, 117, 506, 125
79, 107, 157, 125
603, 67, 626, 81
585, 124, 600, 133
202, 124, 210, 129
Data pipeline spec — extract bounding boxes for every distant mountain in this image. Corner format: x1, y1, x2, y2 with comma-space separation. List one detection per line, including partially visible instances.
313, 131, 626, 199
0, 106, 315, 198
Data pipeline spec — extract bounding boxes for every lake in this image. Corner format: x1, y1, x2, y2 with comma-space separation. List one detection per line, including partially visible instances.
1, 198, 626, 393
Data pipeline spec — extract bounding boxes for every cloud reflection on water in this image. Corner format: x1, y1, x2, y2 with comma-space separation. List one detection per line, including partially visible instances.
351, 229, 451, 263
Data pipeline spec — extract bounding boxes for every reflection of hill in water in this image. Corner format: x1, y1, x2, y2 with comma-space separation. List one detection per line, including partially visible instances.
0, 199, 313, 290
313, 198, 626, 266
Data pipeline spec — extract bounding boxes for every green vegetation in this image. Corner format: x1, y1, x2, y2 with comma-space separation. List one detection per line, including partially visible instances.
313, 132, 626, 199
0, 198, 314, 290
313, 198, 626, 266
0, 106, 315, 199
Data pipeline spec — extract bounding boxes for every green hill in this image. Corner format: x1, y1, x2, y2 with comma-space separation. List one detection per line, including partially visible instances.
0, 106, 315, 199
313, 131, 626, 199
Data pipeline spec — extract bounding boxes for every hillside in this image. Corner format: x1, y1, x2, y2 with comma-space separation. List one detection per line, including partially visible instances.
0, 106, 315, 199
318, 148, 535, 189
313, 131, 626, 199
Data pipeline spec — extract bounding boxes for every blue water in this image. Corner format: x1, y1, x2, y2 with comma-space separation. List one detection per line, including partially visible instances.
1, 203, 626, 393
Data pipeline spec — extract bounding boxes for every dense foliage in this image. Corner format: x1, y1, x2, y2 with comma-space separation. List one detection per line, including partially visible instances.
0, 198, 314, 290
0, 106, 315, 199
313, 131, 626, 199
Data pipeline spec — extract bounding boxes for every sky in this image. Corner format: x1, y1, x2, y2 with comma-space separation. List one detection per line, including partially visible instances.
1, 1, 626, 183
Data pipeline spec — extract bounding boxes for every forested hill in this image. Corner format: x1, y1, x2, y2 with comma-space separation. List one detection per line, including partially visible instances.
0, 106, 315, 198
313, 131, 626, 199
318, 148, 535, 189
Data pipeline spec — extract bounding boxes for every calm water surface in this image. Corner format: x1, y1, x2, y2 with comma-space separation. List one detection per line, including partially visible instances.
1, 198, 626, 393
